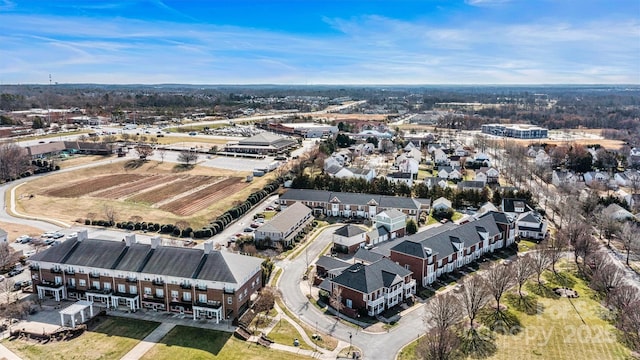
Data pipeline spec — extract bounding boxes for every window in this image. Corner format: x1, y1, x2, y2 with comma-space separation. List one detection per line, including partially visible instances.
227, 296, 232, 304
118, 284, 126, 293
92, 281, 100, 289
171, 290, 178, 300
156, 289, 164, 298
79, 279, 86, 287
183, 292, 191, 301
144, 287, 152, 295
346, 299, 352, 308
198, 293, 207, 303
129, 285, 137, 294
104, 282, 111, 290
54, 276, 62, 285
404, 264, 410, 270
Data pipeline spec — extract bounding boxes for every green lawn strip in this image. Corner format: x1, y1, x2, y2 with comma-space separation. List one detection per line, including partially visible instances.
451, 212, 464, 222
267, 318, 314, 350
517, 239, 540, 252
3, 316, 159, 360
141, 325, 313, 360
397, 335, 423, 360
275, 299, 338, 351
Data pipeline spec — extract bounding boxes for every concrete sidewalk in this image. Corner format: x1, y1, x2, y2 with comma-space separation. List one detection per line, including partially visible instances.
0, 343, 22, 360
120, 322, 175, 360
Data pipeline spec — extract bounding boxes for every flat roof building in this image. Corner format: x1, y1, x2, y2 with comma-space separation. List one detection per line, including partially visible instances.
481, 124, 548, 139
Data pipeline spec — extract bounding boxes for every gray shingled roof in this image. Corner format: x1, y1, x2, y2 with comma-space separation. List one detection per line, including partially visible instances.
30, 238, 262, 285
334, 224, 366, 237
391, 216, 501, 259
353, 248, 384, 264
258, 202, 312, 233
279, 189, 425, 211
316, 256, 351, 271
331, 258, 411, 294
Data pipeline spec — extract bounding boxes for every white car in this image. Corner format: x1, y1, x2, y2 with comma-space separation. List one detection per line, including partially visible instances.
41, 231, 56, 238
66, 232, 78, 239
24, 250, 36, 257
16, 235, 31, 244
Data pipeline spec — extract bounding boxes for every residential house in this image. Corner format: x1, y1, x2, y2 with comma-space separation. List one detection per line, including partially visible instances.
372, 209, 407, 241
602, 204, 636, 221
535, 150, 552, 167
433, 149, 448, 165
405, 148, 423, 162
432, 197, 452, 212
278, 189, 428, 221
315, 256, 350, 279
29, 232, 263, 322
333, 225, 367, 254
328, 258, 415, 317
389, 213, 515, 286
630, 148, 640, 168
515, 212, 548, 240
0, 228, 7, 243
614, 171, 640, 188
395, 154, 419, 175
254, 202, 314, 246
475, 167, 499, 184
437, 166, 462, 180
583, 171, 611, 187
454, 146, 468, 157
457, 181, 486, 192
474, 153, 491, 164
552, 170, 580, 187
387, 172, 413, 187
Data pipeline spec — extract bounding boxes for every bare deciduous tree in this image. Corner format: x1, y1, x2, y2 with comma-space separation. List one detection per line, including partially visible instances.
103, 205, 117, 223
485, 263, 515, 312
417, 326, 462, 360
134, 144, 154, 159
330, 286, 344, 319
426, 293, 462, 333
460, 275, 489, 329
157, 148, 167, 163
513, 255, 534, 299
618, 222, 640, 266
0, 242, 19, 271
607, 285, 640, 314
547, 233, 568, 273
530, 250, 551, 285
589, 252, 624, 294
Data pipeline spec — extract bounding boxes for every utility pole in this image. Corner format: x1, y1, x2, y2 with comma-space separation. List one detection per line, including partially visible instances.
46, 74, 52, 127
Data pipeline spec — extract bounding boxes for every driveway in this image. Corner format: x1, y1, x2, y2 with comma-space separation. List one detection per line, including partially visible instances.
277, 225, 428, 360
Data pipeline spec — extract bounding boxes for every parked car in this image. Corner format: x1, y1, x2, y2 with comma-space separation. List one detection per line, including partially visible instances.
188, 132, 197, 136
16, 235, 31, 244
250, 223, 260, 228
24, 250, 36, 257
43, 238, 55, 246
255, 218, 265, 223
41, 231, 56, 238
51, 232, 64, 239
265, 206, 274, 211
66, 232, 78, 239
13, 280, 31, 291
7, 268, 23, 277
243, 228, 254, 233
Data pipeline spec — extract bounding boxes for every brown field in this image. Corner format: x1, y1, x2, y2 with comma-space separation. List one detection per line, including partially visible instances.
128, 175, 218, 204
160, 177, 246, 216
91, 174, 184, 199
45, 174, 145, 198
15, 160, 273, 228
310, 113, 389, 121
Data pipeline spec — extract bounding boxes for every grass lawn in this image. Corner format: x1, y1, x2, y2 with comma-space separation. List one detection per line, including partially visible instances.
275, 299, 338, 351
141, 325, 313, 360
267, 319, 313, 351
451, 212, 464, 222
2, 317, 159, 360
517, 239, 540, 252
396, 266, 632, 360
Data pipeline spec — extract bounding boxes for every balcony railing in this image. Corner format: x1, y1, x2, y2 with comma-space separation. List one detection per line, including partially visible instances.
126, 277, 138, 283
152, 279, 164, 286
65, 269, 75, 275
223, 288, 235, 294
29, 264, 39, 271
89, 273, 100, 278
50, 268, 62, 274
196, 284, 207, 291
180, 283, 192, 289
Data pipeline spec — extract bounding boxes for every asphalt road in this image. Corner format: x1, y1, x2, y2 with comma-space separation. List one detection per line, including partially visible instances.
277, 225, 428, 360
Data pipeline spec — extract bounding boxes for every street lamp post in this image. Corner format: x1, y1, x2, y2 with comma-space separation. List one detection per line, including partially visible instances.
348, 332, 353, 356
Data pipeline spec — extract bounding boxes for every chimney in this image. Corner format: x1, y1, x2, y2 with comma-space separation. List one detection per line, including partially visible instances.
150, 236, 162, 249
77, 230, 88, 242
204, 241, 214, 255
124, 234, 136, 247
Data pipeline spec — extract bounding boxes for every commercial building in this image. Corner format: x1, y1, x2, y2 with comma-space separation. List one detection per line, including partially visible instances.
254, 202, 314, 246
223, 132, 298, 155
481, 124, 548, 139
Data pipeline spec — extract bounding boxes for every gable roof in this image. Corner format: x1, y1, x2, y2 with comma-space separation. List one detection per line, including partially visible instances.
316, 255, 351, 271
331, 258, 411, 294
258, 202, 312, 233
280, 189, 425, 211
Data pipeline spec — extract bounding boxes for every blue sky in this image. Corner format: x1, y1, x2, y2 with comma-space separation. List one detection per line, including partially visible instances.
1, 0, 639, 84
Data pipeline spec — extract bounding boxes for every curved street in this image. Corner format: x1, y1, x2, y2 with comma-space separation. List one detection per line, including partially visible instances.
277, 225, 427, 360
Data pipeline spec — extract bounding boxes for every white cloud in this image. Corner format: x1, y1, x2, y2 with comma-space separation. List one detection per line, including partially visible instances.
0, 11, 638, 84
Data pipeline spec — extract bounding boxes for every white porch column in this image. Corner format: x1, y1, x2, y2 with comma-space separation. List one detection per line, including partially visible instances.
60, 313, 64, 327
71, 315, 76, 328
216, 310, 220, 324
130, 300, 134, 312
38, 287, 44, 299
80, 310, 85, 323
55, 290, 60, 302
89, 304, 94, 317
193, 309, 197, 320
